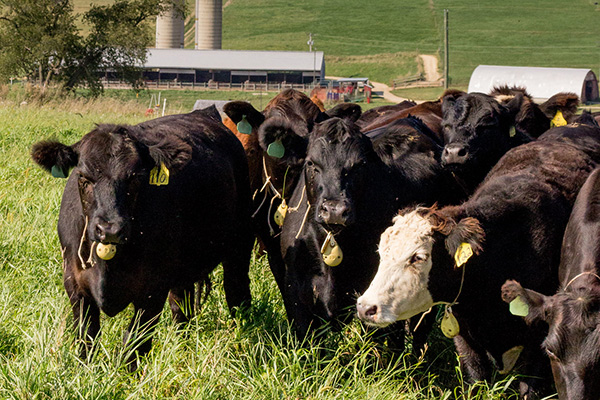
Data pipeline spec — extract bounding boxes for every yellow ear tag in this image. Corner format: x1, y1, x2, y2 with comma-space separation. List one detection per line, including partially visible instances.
550, 110, 568, 127
274, 200, 288, 226
500, 345, 524, 374
96, 242, 117, 260
454, 242, 473, 268
441, 306, 460, 338
149, 163, 170, 186
509, 295, 529, 317
321, 232, 343, 267
509, 125, 516, 137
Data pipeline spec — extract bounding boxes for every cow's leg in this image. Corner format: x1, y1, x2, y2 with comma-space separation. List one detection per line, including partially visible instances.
453, 331, 492, 383
122, 296, 165, 370
168, 282, 196, 324
64, 269, 100, 359
221, 233, 253, 314
518, 338, 553, 399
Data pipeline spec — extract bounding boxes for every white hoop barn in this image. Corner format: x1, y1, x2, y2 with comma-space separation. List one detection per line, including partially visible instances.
468, 65, 599, 103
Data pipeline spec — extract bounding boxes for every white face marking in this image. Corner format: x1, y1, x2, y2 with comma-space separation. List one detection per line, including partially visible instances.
357, 209, 435, 327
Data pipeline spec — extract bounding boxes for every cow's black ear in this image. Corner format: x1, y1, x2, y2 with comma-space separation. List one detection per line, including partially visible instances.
223, 101, 265, 129
146, 136, 192, 174
325, 103, 363, 122
441, 95, 458, 117
444, 216, 485, 261
504, 92, 524, 118
501, 280, 552, 325
31, 140, 78, 178
258, 117, 308, 166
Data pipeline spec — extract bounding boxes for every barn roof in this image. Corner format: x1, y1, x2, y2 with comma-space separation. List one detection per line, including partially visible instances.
143, 48, 325, 72
468, 65, 599, 102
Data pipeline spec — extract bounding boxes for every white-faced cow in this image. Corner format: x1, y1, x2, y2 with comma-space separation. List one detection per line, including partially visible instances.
357, 122, 600, 398
31, 107, 253, 366
501, 166, 600, 400
280, 116, 458, 341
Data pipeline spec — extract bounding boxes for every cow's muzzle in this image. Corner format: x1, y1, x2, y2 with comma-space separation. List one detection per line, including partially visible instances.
318, 199, 353, 226
92, 217, 127, 244
442, 143, 469, 166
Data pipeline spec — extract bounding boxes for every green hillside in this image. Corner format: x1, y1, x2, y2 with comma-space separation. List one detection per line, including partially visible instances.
72, 0, 600, 87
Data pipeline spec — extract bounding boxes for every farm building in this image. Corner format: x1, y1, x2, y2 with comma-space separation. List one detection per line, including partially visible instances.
138, 48, 325, 85
468, 65, 599, 102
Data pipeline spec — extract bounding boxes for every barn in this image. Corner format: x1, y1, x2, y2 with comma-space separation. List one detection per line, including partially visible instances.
139, 48, 325, 86
468, 65, 599, 103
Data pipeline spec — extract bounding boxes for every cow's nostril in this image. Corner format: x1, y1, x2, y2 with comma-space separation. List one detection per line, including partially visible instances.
457, 148, 467, 157
95, 225, 106, 240
365, 305, 378, 317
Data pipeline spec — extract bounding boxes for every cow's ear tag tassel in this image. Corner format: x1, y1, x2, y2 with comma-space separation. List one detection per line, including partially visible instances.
96, 242, 117, 260
441, 306, 460, 338
274, 200, 288, 226
237, 115, 252, 134
321, 231, 343, 266
454, 242, 473, 268
149, 163, 169, 186
267, 140, 285, 158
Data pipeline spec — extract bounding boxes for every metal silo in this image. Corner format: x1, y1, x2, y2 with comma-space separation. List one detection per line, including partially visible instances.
195, 0, 222, 50
155, 0, 185, 49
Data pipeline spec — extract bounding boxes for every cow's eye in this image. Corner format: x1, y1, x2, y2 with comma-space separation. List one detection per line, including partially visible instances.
409, 252, 427, 264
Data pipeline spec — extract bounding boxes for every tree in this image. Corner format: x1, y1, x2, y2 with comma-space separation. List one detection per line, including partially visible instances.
0, 0, 181, 96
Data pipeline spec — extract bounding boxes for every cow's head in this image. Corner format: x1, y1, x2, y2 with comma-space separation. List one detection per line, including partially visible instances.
441, 92, 520, 187
490, 85, 550, 138
31, 124, 191, 248
501, 279, 600, 400
303, 118, 377, 229
356, 206, 484, 326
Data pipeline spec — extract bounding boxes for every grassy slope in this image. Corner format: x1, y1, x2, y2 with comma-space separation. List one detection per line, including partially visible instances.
0, 94, 526, 398
71, 0, 600, 90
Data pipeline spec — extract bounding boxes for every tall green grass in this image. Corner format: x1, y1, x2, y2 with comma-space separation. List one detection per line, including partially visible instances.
0, 94, 532, 399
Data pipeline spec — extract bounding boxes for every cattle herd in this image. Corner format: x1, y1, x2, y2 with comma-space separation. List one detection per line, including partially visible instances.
30, 86, 600, 399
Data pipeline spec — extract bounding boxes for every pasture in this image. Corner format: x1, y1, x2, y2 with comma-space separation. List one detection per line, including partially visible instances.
0, 92, 532, 399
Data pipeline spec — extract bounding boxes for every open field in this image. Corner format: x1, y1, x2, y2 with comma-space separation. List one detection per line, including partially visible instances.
0, 93, 533, 398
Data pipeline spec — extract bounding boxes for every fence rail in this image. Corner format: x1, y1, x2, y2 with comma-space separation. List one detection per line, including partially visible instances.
101, 80, 315, 92
391, 74, 444, 90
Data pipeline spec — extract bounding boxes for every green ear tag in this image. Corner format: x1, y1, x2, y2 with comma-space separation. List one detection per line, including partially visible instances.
237, 115, 252, 135
51, 165, 68, 178
267, 140, 285, 158
509, 125, 516, 137
509, 296, 529, 317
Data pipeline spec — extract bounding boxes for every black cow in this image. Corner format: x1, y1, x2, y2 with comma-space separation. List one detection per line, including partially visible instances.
31, 108, 253, 365
501, 166, 600, 400
222, 90, 328, 296
357, 124, 600, 398
279, 116, 454, 339
440, 92, 532, 194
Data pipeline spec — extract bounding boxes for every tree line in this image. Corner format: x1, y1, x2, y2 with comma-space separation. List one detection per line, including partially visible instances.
0, 0, 182, 96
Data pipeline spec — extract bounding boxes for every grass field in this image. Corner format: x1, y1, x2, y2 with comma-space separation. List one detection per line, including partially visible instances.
0, 91, 538, 398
